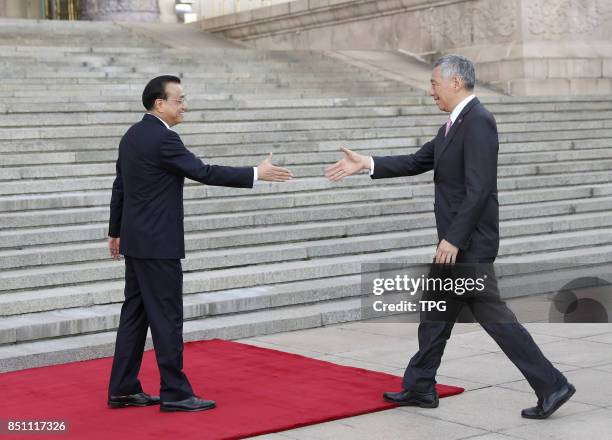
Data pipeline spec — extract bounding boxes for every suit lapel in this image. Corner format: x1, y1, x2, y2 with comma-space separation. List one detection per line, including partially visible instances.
434, 97, 480, 173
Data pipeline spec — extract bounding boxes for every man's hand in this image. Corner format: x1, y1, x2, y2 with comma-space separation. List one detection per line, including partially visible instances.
257, 153, 293, 182
108, 237, 121, 261
435, 239, 458, 264
325, 147, 371, 181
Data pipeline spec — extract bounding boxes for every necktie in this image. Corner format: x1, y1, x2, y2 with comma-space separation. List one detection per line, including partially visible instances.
445, 117, 453, 137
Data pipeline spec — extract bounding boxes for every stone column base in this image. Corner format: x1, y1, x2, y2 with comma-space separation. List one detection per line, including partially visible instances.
79, 0, 160, 22
453, 42, 612, 96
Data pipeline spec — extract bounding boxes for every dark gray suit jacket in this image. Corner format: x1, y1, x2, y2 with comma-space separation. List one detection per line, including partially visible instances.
108, 114, 254, 259
371, 97, 499, 260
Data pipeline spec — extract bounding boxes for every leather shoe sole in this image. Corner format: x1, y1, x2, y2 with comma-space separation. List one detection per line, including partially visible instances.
160, 401, 216, 412
107, 395, 160, 408
383, 393, 439, 408
521, 384, 576, 419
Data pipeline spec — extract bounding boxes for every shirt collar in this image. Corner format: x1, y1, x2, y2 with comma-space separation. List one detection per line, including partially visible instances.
147, 112, 171, 130
449, 94, 476, 124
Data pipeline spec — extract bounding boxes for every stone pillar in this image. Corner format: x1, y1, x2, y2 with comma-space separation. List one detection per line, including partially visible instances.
0, 0, 42, 18
447, 0, 612, 95
79, 0, 160, 22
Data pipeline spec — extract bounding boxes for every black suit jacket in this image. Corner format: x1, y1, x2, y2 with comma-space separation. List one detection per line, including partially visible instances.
108, 114, 254, 259
372, 97, 499, 260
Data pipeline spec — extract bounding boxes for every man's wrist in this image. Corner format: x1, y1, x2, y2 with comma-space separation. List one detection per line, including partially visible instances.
362, 155, 372, 171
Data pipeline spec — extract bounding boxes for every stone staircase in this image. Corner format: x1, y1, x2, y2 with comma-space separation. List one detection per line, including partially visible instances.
1, 18, 611, 372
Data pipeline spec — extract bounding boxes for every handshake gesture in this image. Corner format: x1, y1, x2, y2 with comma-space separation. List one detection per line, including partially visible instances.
324, 147, 371, 181
257, 153, 293, 182
258, 147, 371, 182
110, 147, 456, 264
257, 147, 370, 182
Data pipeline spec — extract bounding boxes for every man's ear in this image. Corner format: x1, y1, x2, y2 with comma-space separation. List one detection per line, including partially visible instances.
453, 75, 462, 90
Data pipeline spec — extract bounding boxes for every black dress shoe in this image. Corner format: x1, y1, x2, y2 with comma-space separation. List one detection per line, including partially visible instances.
521, 383, 576, 419
383, 389, 439, 408
108, 392, 160, 408
160, 396, 216, 412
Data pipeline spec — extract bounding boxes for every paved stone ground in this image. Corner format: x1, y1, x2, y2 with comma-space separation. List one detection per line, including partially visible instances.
241, 319, 612, 440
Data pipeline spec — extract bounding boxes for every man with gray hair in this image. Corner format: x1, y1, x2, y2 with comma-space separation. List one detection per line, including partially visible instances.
325, 54, 575, 419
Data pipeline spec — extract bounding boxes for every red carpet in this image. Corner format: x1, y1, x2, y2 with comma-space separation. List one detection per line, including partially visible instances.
0, 339, 464, 439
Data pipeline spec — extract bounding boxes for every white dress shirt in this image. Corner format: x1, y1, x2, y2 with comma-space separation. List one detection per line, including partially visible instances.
448, 94, 475, 125
147, 113, 258, 183
369, 94, 476, 175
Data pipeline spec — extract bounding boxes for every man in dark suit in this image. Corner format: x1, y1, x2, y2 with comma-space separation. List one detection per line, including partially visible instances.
325, 55, 575, 419
107, 75, 292, 412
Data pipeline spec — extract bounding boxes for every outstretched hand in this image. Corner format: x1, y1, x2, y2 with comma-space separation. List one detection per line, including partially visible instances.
325, 146, 370, 181
257, 153, 293, 182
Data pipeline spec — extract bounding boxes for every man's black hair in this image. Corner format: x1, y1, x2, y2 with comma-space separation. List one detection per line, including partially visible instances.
142, 75, 181, 110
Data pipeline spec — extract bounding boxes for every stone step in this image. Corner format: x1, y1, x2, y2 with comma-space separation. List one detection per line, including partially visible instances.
0, 132, 608, 160
0, 78, 401, 89
0, 178, 410, 213
0, 97, 612, 115
1, 119, 610, 143
0, 95, 607, 112
1, 107, 611, 128
0, 38, 160, 48
0, 67, 379, 79
3, 96, 612, 115
0, 275, 362, 345
1, 212, 610, 292
2, 155, 611, 195
0, 89, 412, 101
1, 226, 609, 346
0, 169, 609, 214
0, 241, 611, 368
3, 253, 611, 373
0, 75, 399, 85
1, 200, 611, 271
1, 89, 604, 103
0, 296, 363, 373
0, 246, 441, 309
1, 184, 608, 234
1, 136, 610, 175
1, 234, 611, 321
0, 62, 383, 75
1, 64, 383, 77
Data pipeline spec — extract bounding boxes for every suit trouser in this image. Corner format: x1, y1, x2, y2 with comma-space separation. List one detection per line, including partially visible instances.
108, 257, 194, 402
402, 261, 567, 400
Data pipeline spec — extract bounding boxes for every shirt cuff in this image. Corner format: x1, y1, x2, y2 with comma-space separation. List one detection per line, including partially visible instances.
369, 157, 375, 176
253, 166, 258, 184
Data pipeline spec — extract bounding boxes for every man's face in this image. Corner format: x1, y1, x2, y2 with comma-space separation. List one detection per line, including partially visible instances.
430, 66, 460, 113
156, 82, 187, 126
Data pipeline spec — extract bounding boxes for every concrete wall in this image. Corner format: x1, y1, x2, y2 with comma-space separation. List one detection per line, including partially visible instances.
197, 0, 612, 96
